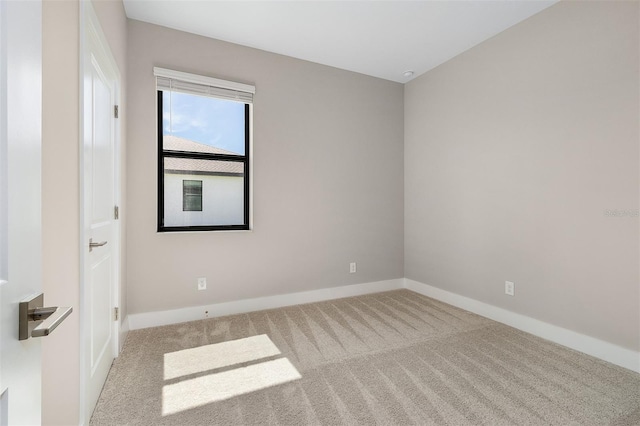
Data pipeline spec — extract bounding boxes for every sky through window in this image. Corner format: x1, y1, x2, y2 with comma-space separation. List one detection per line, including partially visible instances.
162, 91, 245, 155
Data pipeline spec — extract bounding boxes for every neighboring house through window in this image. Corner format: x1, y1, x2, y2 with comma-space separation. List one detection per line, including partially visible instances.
155, 68, 254, 231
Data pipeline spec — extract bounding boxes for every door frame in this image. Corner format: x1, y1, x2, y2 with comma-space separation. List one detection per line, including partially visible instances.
79, 2, 121, 424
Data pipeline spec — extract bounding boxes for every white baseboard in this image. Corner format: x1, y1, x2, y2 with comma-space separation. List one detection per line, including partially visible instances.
118, 316, 130, 353
128, 278, 404, 331
126, 276, 639, 373
405, 278, 640, 374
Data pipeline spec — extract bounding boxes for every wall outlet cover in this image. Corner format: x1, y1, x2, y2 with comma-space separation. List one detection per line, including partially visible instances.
197, 277, 207, 290
505, 281, 515, 296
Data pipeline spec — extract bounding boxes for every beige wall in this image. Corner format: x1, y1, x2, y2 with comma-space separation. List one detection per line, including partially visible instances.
42, 2, 80, 424
126, 20, 404, 315
42, 0, 127, 424
405, 1, 639, 351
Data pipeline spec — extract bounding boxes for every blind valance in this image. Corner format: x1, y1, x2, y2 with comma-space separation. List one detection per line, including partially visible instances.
154, 67, 254, 104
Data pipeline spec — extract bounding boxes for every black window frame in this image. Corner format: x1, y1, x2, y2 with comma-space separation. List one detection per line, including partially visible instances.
157, 90, 251, 232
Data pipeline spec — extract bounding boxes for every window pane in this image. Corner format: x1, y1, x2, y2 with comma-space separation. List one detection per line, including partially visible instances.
162, 91, 245, 155
182, 180, 202, 211
164, 158, 245, 227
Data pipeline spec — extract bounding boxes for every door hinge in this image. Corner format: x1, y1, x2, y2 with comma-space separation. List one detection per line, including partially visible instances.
114, 205, 119, 220
114, 105, 119, 118
114, 307, 119, 321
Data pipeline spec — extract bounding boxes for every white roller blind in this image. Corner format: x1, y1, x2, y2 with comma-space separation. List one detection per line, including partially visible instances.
154, 67, 254, 104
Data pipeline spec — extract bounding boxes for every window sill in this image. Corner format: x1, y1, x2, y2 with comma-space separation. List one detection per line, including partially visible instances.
156, 229, 253, 235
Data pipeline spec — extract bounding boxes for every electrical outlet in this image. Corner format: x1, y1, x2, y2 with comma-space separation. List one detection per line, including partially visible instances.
350, 262, 357, 273
505, 281, 515, 296
197, 277, 207, 291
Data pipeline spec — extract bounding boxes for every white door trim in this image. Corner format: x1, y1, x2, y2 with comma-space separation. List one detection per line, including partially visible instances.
79, 2, 121, 424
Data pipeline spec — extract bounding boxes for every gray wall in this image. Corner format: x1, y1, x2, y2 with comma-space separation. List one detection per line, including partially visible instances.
405, 1, 639, 351
126, 20, 404, 315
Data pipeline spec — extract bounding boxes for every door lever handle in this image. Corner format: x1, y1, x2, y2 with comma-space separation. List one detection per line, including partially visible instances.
89, 238, 108, 252
31, 306, 73, 337
19, 293, 73, 340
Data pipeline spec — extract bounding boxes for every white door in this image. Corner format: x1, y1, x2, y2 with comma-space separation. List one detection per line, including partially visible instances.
81, 4, 120, 422
0, 1, 43, 425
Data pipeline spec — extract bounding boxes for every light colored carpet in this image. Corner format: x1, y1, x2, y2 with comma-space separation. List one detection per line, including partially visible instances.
91, 289, 640, 425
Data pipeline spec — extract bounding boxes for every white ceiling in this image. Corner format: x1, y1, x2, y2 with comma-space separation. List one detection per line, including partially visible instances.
123, 0, 558, 83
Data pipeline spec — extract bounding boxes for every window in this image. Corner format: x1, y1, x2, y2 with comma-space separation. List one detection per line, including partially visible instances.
156, 68, 254, 232
182, 180, 202, 211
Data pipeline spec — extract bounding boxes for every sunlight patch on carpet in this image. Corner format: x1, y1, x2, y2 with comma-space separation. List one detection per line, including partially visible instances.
162, 357, 301, 416
161, 335, 300, 416
163, 334, 281, 380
